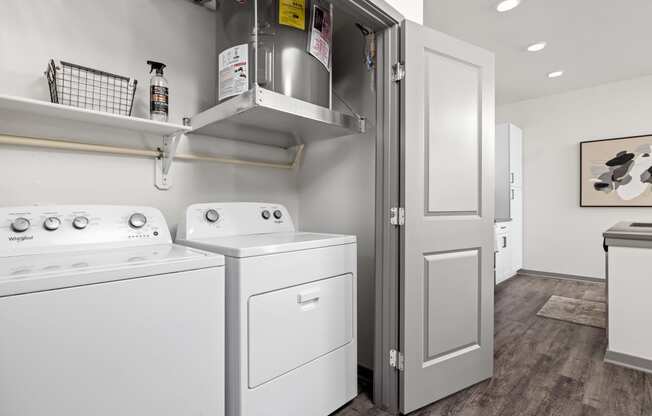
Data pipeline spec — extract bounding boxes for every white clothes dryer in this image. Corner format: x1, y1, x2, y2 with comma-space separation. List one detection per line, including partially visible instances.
176, 202, 357, 416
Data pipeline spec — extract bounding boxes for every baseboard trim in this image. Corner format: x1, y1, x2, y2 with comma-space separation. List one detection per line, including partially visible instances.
496, 272, 518, 286
605, 350, 652, 375
518, 269, 604, 284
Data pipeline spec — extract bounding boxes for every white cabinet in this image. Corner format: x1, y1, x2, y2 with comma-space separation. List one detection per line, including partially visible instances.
495, 124, 511, 221
509, 124, 523, 275
494, 223, 512, 284
496, 123, 522, 219
495, 123, 523, 283
607, 246, 652, 362
509, 124, 522, 187
509, 186, 523, 275
604, 224, 652, 368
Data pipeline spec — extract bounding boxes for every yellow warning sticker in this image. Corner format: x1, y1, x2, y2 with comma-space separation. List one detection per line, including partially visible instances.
279, 0, 305, 30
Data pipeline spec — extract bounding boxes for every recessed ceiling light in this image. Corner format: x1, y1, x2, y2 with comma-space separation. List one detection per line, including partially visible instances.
527, 42, 547, 52
548, 70, 564, 78
496, 0, 521, 12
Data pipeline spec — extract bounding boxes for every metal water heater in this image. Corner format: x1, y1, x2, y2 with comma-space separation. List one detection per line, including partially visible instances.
216, 0, 332, 108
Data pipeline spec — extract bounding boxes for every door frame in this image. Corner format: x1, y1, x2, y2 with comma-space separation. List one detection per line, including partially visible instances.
341, 0, 403, 413
373, 21, 402, 415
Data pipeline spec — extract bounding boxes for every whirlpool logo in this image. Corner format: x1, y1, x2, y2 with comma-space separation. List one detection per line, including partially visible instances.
8, 235, 33, 242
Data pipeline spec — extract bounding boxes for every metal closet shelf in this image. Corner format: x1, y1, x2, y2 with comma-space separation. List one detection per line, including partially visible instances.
190, 87, 366, 148
0, 94, 303, 190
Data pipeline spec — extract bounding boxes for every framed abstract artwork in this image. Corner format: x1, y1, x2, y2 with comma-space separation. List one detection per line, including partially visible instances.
580, 134, 652, 207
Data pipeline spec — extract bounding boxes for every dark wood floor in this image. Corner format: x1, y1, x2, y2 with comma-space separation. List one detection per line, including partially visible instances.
335, 275, 652, 416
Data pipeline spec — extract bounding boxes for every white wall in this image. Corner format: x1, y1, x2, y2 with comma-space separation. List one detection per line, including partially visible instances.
298, 10, 377, 369
497, 75, 652, 279
299, 135, 376, 367
385, 0, 423, 24
0, 0, 298, 230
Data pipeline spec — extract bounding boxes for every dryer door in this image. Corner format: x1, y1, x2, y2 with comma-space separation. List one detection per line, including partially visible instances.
247, 273, 353, 388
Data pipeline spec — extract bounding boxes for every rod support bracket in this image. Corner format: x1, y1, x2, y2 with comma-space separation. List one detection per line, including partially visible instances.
155, 131, 184, 190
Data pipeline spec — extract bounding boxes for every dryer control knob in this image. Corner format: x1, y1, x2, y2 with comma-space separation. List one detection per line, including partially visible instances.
205, 209, 220, 223
261, 210, 271, 220
43, 217, 61, 231
129, 213, 147, 229
273, 210, 283, 219
72, 216, 89, 230
11, 217, 30, 233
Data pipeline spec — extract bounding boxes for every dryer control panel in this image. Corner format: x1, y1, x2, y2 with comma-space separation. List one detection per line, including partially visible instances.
178, 202, 295, 240
0, 205, 172, 256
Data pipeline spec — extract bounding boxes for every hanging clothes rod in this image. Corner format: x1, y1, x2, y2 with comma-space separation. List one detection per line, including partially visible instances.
0, 134, 303, 170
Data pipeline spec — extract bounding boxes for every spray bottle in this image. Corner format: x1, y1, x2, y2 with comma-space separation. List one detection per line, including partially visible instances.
147, 60, 168, 122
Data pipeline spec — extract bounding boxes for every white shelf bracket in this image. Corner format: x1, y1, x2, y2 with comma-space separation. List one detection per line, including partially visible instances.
155, 132, 184, 190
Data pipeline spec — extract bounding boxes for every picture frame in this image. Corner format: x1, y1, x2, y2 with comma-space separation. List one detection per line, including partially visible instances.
580, 134, 652, 207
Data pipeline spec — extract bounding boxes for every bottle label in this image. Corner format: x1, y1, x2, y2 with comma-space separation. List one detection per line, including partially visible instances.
150, 85, 169, 114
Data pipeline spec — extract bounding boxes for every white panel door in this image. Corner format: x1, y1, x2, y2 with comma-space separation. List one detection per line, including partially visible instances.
400, 21, 495, 414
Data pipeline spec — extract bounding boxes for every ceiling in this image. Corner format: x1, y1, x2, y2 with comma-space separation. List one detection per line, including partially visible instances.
424, 0, 652, 105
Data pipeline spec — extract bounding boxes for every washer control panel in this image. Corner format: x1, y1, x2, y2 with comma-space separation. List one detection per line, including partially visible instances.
0, 206, 172, 256
178, 202, 294, 240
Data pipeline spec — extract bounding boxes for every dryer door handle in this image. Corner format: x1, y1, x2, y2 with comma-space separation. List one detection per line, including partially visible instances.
297, 289, 321, 304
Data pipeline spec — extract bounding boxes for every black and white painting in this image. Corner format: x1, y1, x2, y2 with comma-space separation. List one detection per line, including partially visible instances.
581, 135, 652, 207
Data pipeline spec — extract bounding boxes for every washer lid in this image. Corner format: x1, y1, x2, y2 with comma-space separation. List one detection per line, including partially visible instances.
0, 244, 224, 297
179, 232, 356, 258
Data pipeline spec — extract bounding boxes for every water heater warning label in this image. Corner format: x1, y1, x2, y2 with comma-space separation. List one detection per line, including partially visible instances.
219, 43, 249, 101
279, 0, 305, 30
308, 3, 332, 71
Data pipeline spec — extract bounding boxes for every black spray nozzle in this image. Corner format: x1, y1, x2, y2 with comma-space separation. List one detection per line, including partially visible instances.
147, 60, 166, 75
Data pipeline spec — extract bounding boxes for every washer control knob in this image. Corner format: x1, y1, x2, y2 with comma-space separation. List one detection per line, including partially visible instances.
72, 216, 89, 230
11, 217, 30, 233
261, 210, 271, 220
273, 210, 283, 219
43, 217, 61, 231
205, 209, 220, 223
129, 213, 147, 229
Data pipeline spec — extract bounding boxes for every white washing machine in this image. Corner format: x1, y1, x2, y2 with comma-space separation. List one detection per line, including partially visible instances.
176, 202, 357, 416
0, 205, 225, 416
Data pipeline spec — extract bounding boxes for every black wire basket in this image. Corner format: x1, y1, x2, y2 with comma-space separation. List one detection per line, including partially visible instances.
45, 59, 137, 116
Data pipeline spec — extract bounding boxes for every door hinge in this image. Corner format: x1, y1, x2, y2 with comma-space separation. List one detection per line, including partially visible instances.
389, 349, 404, 371
390, 207, 405, 226
391, 62, 405, 82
